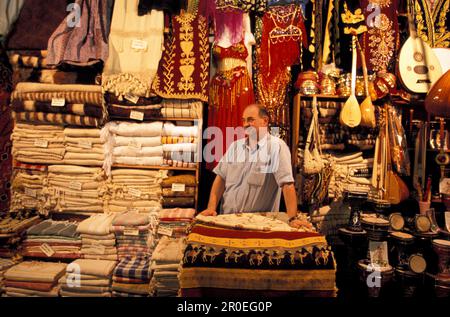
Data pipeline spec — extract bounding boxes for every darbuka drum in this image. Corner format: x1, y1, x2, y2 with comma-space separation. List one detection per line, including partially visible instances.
434, 273, 450, 297
389, 232, 414, 268
414, 215, 432, 233
357, 259, 394, 297
409, 254, 427, 274
432, 239, 450, 274
394, 267, 423, 297
361, 217, 390, 241
389, 213, 405, 231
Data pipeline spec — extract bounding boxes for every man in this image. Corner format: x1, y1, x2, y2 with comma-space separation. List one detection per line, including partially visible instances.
201, 104, 312, 229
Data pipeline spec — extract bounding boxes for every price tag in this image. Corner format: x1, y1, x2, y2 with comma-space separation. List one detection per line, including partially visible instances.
130, 111, 144, 121
129, 188, 142, 198
124, 229, 140, 236
68, 181, 82, 191
131, 39, 148, 51
40, 243, 55, 257
78, 140, 92, 149
172, 183, 186, 192
22, 199, 35, 206
24, 188, 37, 198
158, 227, 173, 237
34, 140, 49, 148
124, 93, 140, 104
128, 140, 142, 149
369, 241, 389, 268
51, 98, 66, 107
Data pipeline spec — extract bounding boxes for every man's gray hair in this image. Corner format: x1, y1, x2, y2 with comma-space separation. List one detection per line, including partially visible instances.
247, 104, 270, 120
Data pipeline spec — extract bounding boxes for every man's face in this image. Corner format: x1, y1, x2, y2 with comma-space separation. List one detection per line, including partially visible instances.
242, 106, 269, 140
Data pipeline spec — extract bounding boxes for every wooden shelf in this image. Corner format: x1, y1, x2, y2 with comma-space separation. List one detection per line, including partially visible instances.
113, 164, 199, 171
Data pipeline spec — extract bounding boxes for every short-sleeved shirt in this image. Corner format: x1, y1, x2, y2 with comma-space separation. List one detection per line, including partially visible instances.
213, 134, 294, 214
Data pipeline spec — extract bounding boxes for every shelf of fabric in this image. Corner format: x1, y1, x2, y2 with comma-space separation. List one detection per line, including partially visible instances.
112, 164, 199, 172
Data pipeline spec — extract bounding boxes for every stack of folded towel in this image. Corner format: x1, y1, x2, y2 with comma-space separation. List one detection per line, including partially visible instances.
22, 220, 82, 260
158, 208, 196, 239
0, 259, 16, 295
11, 123, 65, 164
3, 261, 66, 297
46, 165, 107, 215
77, 214, 117, 261
162, 123, 199, 167
161, 175, 196, 208
112, 257, 152, 297
105, 93, 162, 121
59, 259, 116, 297
161, 100, 202, 119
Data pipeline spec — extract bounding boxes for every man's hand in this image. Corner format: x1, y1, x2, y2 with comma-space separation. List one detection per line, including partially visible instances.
289, 219, 314, 230
199, 210, 218, 217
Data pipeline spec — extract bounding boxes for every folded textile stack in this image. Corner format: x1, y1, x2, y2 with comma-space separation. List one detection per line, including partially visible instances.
3, 261, 66, 297
310, 202, 351, 244
22, 220, 81, 260
112, 257, 152, 297
77, 214, 117, 261
46, 165, 107, 215
158, 208, 196, 239
0, 104, 13, 214
0, 211, 41, 258
180, 215, 337, 297
161, 100, 203, 119
111, 212, 153, 260
59, 259, 116, 297
105, 93, 162, 121
162, 123, 199, 167
161, 175, 196, 208
0, 259, 16, 295
150, 236, 185, 297
106, 169, 167, 214
11, 83, 106, 127
63, 127, 111, 168
109, 121, 164, 166
11, 123, 65, 165
10, 164, 47, 215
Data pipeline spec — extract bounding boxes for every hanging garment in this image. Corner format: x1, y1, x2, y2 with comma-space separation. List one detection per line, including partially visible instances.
0, 0, 25, 37
412, 0, 449, 48
102, 0, 164, 98
152, 1, 211, 102
207, 39, 255, 170
47, 0, 114, 67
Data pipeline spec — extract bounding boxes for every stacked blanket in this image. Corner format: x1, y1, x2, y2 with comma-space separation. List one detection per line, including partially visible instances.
22, 220, 81, 260
109, 121, 164, 166
150, 236, 185, 297
161, 100, 203, 119
163, 123, 199, 167
46, 165, 107, 215
11, 83, 106, 127
11, 123, 65, 164
180, 217, 337, 297
112, 257, 152, 297
63, 127, 111, 168
161, 175, 196, 208
3, 261, 66, 297
158, 208, 196, 239
111, 212, 152, 260
77, 214, 117, 261
105, 93, 162, 121
59, 259, 116, 297
10, 166, 47, 215
0, 259, 15, 295
106, 169, 167, 214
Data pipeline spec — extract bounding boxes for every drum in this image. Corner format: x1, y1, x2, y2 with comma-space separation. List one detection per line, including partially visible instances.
361, 217, 390, 241
409, 254, 427, 274
432, 239, 450, 274
389, 232, 414, 268
434, 273, 450, 297
389, 213, 405, 231
357, 259, 394, 297
338, 228, 368, 262
414, 215, 432, 233
394, 268, 423, 297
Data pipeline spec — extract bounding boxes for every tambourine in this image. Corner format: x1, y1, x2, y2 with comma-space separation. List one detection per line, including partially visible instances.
389, 213, 405, 231
409, 253, 427, 274
415, 215, 432, 233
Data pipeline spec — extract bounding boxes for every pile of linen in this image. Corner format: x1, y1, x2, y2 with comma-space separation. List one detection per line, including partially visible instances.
162, 123, 199, 167
0, 259, 15, 295
3, 261, 66, 297
158, 208, 196, 239
10, 164, 48, 215
105, 93, 162, 121
111, 212, 153, 260
59, 259, 116, 297
11, 83, 106, 127
77, 214, 117, 261
161, 100, 202, 119
22, 220, 81, 260
112, 257, 152, 297
46, 165, 107, 215
106, 169, 166, 214
63, 127, 111, 168
161, 175, 196, 208
150, 236, 185, 297
11, 123, 65, 164
109, 121, 164, 166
